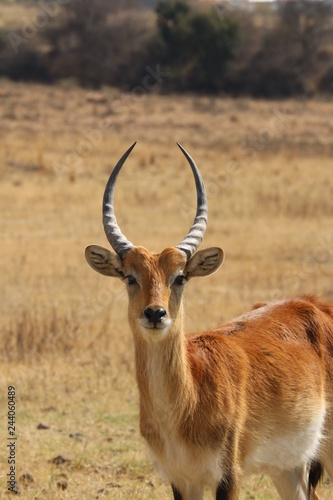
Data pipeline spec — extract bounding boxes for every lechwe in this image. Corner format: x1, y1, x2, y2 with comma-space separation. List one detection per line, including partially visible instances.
85, 143, 333, 500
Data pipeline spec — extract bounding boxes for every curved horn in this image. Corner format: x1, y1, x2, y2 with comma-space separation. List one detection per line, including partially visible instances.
103, 143, 136, 259
176, 143, 208, 259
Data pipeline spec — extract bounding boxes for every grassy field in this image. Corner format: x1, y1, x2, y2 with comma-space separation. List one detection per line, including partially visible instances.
0, 79, 333, 498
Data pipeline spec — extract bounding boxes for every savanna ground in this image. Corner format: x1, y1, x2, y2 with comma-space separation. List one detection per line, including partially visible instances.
0, 79, 333, 499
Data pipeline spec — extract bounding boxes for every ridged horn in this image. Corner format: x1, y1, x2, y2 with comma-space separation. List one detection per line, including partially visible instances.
103, 143, 136, 259
176, 143, 208, 259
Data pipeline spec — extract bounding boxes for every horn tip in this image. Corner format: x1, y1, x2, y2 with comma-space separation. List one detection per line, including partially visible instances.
177, 142, 190, 158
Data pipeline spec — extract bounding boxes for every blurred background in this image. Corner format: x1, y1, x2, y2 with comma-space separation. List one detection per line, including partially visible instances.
1, 0, 333, 498
1, 0, 333, 96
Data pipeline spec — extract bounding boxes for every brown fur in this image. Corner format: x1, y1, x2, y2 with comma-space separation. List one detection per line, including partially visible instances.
123, 249, 333, 498
86, 244, 333, 499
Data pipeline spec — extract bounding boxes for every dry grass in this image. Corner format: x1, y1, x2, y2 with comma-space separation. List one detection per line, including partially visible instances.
0, 80, 333, 498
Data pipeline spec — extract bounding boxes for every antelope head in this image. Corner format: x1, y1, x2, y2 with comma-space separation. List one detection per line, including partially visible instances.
85, 143, 224, 339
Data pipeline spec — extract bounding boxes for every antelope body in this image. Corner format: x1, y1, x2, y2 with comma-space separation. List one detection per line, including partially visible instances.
85, 143, 333, 499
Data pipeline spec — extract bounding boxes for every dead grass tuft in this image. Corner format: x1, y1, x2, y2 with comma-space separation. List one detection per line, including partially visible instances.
2, 306, 79, 362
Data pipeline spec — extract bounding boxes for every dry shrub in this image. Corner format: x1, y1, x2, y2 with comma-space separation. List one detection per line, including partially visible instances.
43, 2, 157, 88
1, 306, 79, 362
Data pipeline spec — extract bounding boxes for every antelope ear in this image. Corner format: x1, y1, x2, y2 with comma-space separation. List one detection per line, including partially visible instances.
185, 247, 224, 279
85, 245, 124, 278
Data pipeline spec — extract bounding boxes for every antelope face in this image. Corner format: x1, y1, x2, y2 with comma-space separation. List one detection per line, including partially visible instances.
85, 143, 224, 338
122, 246, 186, 335
85, 244, 223, 338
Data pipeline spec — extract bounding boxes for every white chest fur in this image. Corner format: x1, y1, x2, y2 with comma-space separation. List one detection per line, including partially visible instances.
153, 433, 224, 498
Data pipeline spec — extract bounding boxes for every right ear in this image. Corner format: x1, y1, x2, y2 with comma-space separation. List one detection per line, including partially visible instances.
85, 245, 124, 278
184, 247, 224, 279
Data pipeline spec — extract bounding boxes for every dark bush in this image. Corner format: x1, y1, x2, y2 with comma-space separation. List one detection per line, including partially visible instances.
155, 0, 240, 91
42, 0, 157, 88
225, 0, 333, 97
0, 28, 50, 83
319, 65, 333, 94
3, 50, 50, 82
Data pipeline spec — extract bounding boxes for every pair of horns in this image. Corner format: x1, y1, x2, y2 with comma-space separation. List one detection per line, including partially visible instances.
103, 143, 207, 260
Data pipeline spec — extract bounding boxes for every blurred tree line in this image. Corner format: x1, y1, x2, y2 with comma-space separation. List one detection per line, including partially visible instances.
1, 0, 333, 97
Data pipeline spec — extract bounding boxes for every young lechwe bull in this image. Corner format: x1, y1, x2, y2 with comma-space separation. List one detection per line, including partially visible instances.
85, 143, 333, 499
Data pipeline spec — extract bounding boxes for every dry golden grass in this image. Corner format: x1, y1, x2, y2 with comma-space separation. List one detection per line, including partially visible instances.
0, 80, 333, 498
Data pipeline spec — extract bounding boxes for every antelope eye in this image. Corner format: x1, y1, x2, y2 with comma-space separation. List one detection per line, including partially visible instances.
173, 275, 186, 287
123, 275, 138, 286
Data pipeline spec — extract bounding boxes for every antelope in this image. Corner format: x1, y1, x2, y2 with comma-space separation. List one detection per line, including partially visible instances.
85, 143, 333, 500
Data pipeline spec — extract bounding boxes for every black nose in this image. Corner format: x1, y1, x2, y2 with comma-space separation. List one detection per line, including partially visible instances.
144, 307, 167, 327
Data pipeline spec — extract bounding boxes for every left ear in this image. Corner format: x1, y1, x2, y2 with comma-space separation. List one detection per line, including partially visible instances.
185, 247, 224, 279
85, 244, 124, 278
